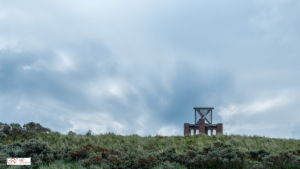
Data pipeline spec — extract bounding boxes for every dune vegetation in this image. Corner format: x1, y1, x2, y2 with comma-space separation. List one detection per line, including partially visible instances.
1, 122, 300, 169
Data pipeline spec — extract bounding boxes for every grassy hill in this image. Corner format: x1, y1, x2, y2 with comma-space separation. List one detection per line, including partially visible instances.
1, 122, 300, 168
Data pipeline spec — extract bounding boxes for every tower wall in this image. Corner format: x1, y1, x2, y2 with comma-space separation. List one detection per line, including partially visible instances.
217, 123, 223, 134
183, 122, 223, 136
184, 123, 190, 136
199, 119, 205, 134
184, 107, 223, 136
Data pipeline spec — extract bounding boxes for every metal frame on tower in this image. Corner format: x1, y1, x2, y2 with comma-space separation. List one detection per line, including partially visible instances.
194, 107, 214, 125
184, 107, 223, 136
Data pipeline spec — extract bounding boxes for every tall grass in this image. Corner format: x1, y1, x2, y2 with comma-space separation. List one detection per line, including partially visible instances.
35, 131, 300, 155
2, 125, 300, 168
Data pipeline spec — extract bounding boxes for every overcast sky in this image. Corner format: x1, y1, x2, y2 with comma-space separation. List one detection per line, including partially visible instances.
1, 0, 299, 139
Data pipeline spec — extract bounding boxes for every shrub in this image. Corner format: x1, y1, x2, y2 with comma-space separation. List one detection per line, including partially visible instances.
69, 143, 162, 169
89, 164, 101, 169
68, 143, 102, 162
6, 141, 23, 150
2, 125, 11, 135
14, 139, 64, 168
68, 131, 76, 136
0, 152, 6, 169
166, 141, 248, 169
0, 132, 7, 143
161, 160, 182, 169
0, 143, 5, 152
10, 123, 22, 128
23, 122, 51, 132
10, 127, 23, 141
262, 151, 300, 168
85, 130, 92, 137
34, 123, 51, 132
0, 122, 10, 131
20, 130, 37, 140
245, 149, 271, 162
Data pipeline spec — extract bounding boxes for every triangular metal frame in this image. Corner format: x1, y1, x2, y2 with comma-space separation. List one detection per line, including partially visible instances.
194, 107, 214, 125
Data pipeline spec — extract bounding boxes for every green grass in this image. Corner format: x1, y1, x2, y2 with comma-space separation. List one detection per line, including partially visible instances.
2, 129, 300, 169
35, 131, 300, 154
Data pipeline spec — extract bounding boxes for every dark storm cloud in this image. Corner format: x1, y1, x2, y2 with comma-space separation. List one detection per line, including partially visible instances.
0, 0, 299, 138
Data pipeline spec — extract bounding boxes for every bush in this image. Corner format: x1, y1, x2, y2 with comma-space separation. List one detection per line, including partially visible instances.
20, 130, 37, 140
167, 141, 247, 169
85, 130, 92, 137
6, 141, 23, 150
2, 125, 11, 135
262, 151, 300, 168
69, 143, 161, 168
68, 131, 76, 136
68, 143, 100, 162
14, 139, 64, 168
0, 132, 7, 143
0, 122, 10, 131
0, 143, 5, 152
10, 123, 22, 128
161, 160, 183, 169
23, 122, 51, 132
10, 127, 23, 140
245, 149, 271, 162
90, 164, 101, 169
0, 152, 6, 169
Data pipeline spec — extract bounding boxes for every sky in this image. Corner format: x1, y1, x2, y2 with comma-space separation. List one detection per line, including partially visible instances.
0, 0, 299, 139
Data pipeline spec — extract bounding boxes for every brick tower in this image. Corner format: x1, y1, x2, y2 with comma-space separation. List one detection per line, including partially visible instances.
184, 107, 223, 136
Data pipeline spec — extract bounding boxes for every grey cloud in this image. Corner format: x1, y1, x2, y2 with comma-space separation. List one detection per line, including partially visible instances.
0, 0, 299, 138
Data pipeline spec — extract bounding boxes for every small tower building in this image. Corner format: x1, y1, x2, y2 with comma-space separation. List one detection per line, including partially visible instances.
184, 107, 223, 136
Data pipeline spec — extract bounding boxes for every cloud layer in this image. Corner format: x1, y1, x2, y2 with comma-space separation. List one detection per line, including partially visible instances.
1, 0, 300, 138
